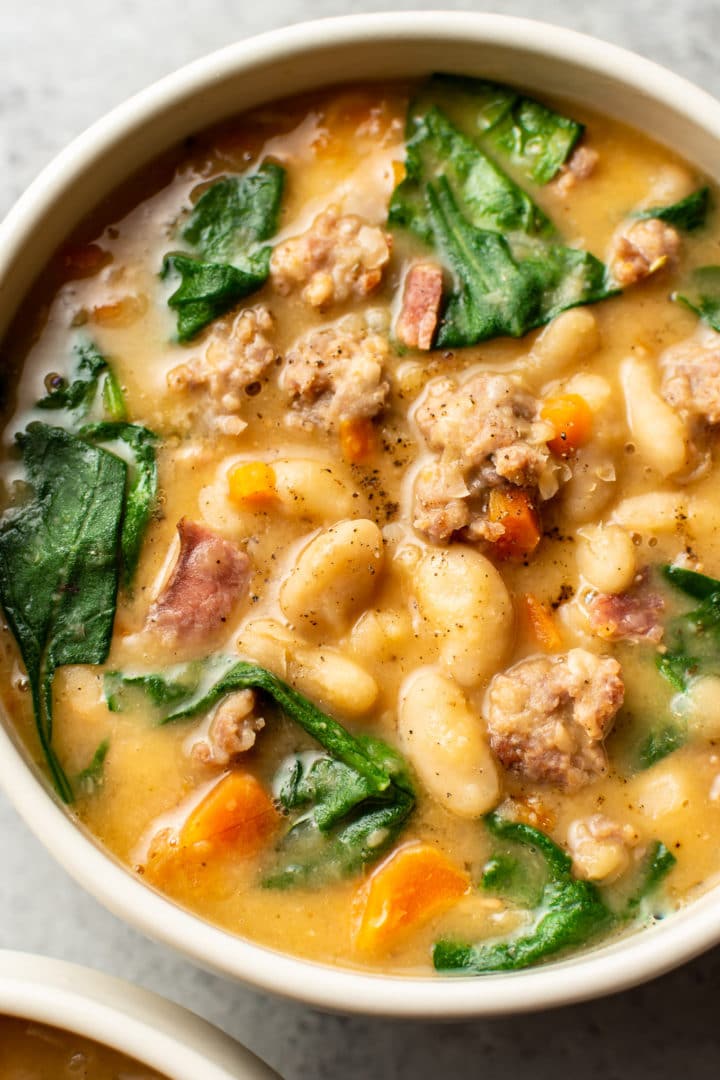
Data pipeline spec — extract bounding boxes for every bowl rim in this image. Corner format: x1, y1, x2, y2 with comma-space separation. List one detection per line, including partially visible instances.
0, 949, 278, 1078
2, 10, 720, 1018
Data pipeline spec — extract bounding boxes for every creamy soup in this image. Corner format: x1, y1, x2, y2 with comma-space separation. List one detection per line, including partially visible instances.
0, 1016, 166, 1079
2, 78, 720, 976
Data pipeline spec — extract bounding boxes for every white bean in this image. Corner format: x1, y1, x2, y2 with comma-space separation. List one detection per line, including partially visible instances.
674, 675, 720, 740
273, 458, 357, 521
611, 492, 687, 534
561, 444, 617, 524
577, 524, 636, 594
280, 519, 383, 633
237, 618, 378, 716
398, 668, 500, 818
350, 608, 413, 663
529, 308, 600, 379
414, 545, 513, 687
621, 356, 688, 478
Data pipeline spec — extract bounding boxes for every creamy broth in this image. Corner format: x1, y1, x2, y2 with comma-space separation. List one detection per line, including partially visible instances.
2, 80, 720, 975
0, 1016, 166, 1079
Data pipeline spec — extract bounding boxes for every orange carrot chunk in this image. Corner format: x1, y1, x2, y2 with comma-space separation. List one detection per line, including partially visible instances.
227, 461, 278, 508
353, 842, 469, 953
487, 487, 542, 561
57, 242, 112, 280
523, 593, 562, 652
181, 771, 279, 855
541, 393, 593, 457
339, 417, 376, 464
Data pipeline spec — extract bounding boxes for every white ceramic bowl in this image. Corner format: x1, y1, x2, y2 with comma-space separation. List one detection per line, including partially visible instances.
0, 950, 278, 1078
1, 12, 720, 1018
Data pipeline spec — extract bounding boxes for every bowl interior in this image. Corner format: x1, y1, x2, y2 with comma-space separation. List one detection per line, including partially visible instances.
1, 11, 720, 1017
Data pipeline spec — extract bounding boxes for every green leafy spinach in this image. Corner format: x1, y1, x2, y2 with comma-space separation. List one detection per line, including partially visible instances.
0, 424, 127, 802
76, 737, 110, 795
674, 265, 720, 332
36, 341, 126, 426
433, 813, 674, 974
104, 658, 415, 885
636, 186, 710, 232
163, 160, 285, 342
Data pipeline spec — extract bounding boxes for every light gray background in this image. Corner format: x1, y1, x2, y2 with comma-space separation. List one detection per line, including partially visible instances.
2, 2, 720, 1077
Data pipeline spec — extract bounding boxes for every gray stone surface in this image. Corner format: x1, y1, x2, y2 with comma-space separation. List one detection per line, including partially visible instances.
1, 1, 720, 1077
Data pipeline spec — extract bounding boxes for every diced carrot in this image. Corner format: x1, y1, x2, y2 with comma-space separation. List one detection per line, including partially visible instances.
541, 393, 593, 457
522, 593, 562, 652
57, 243, 112, 280
339, 417, 376, 464
352, 842, 469, 953
392, 159, 407, 186
227, 461, 278, 508
92, 294, 148, 328
487, 487, 542, 561
181, 771, 279, 855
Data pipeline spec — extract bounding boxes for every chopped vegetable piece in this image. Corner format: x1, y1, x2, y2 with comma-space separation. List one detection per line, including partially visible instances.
37, 342, 110, 425
674, 265, 720, 332
541, 393, 593, 456
635, 186, 710, 231
76, 738, 110, 795
101, 368, 128, 422
181, 771, 279, 853
487, 488, 542, 561
638, 722, 687, 769
104, 659, 416, 886
523, 593, 562, 651
352, 841, 469, 952
0, 424, 127, 802
182, 161, 285, 262
228, 461, 278, 508
57, 243, 112, 280
656, 564, 720, 692
339, 417, 376, 464
162, 252, 271, 344
433, 813, 674, 973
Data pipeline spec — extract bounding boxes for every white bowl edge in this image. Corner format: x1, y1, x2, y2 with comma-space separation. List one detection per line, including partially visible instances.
0, 950, 279, 1078
0, 11, 719, 1018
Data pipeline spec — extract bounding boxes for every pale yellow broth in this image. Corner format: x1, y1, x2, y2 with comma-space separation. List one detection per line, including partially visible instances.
2, 82, 720, 974
0, 1016, 166, 1079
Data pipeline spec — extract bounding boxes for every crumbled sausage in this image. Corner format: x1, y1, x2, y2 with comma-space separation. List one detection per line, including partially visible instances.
661, 334, 720, 428
167, 307, 275, 435
270, 207, 391, 308
395, 262, 444, 350
484, 649, 624, 789
609, 218, 681, 288
567, 814, 636, 881
191, 690, 265, 765
586, 575, 665, 644
281, 320, 390, 431
412, 373, 560, 544
146, 519, 251, 646
551, 145, 599, 197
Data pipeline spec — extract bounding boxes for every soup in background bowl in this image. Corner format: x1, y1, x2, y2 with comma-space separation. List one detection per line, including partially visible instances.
3, 13, 720, 1017
0, 951, 278, 1079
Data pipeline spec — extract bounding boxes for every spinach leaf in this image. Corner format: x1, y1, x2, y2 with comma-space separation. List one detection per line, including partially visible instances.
657, 564, 720, 692
637, 721, 687, 769
101, 367, 128, 422
76, 737, 110, 795
434, 814, 612, 973
636, 186, 710, 232
389, 102, 614, 349
163, 161, 285, 342
79, 422, 158, 584
0, 423, 127, 802
418, 74, 583, 185
162, 252, 271, 343
674, 265, 720, 332
36, 341, 124, 426
104, 658, 415, 885
433, 813, 674, 974
662, 563, 720, 601
182, 161, 285, 262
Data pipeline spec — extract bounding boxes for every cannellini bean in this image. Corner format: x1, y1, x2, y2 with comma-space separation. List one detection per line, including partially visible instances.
350, 608, 413, 663
674, 676, 720, 740
630, 763, 692, 821
529, 308, 600, 378
566, 815, 632, 882
237, 618, 378, 716
561, 444, 617, 523
273, 458, 358, 520
413, 545, 512, 687
398, 669, 500, 818
561, 372, 612, 412
611, 491, 687, 534
577, 523, 636, 593
646, 163, 697, 207
280, 519, 383, 632
621, 356, 688, 478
